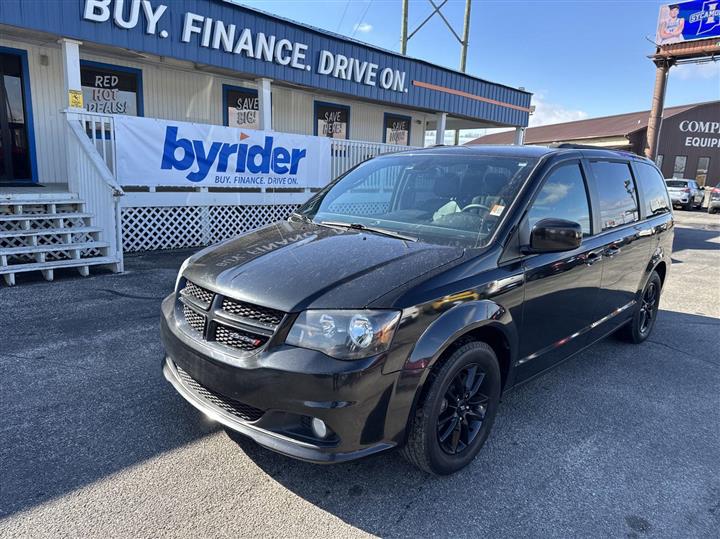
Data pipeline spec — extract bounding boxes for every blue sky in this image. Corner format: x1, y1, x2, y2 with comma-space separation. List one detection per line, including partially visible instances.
243, 0, 719, 140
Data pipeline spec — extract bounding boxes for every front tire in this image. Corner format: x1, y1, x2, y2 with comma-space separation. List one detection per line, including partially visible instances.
619, 271, 662, 344
400, 341, 501, 475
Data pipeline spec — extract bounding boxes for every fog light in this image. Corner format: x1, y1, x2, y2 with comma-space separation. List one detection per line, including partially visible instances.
311, 417, 328, 439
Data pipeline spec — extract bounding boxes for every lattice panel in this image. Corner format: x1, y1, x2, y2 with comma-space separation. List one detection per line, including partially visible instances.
122, 204, 299, 252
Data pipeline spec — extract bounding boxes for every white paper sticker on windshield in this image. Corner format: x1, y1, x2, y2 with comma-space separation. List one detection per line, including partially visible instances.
490, 204, 505, 216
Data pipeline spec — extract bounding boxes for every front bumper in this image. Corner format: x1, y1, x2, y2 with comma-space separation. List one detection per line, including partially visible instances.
160, 294, 412, 463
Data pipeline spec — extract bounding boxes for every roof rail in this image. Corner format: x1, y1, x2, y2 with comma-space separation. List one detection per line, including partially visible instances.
549, 143, 607, 150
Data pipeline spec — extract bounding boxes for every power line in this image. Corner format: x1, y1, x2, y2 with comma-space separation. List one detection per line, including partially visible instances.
350, 0, 374, 38
336, 0, 351, 32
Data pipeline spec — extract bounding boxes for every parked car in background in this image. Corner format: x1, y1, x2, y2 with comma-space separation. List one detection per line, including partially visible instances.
161, 145, 673, 475
665, 179, 704, 210
708, 184, 720, 214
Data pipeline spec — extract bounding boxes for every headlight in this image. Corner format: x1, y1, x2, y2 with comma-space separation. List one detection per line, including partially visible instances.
175, 256, 193, 291
286, 310, 401, 360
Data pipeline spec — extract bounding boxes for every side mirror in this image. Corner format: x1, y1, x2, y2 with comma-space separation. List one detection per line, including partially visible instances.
525, 218, 582, 253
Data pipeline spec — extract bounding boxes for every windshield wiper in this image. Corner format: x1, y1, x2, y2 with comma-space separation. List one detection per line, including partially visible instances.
319, 221, 417, 242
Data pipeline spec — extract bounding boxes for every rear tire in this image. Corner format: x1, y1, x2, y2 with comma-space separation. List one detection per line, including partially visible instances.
619, 271, 662, 344
400, 341, 501, 475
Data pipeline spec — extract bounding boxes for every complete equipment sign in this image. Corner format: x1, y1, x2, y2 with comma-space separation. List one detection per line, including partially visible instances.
115, 116, 331, 187
656, 1, 720, 45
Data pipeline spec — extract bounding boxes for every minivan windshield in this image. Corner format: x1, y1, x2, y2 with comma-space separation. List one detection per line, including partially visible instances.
295, 153, 537, 248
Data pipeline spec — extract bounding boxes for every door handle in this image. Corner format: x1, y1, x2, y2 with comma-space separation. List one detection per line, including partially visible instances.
604, 246, 621, 258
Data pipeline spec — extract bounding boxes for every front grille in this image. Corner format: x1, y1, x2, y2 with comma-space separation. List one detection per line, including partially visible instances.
215, 324, 268, 351
182, 280, 214, 308
177, 282, 286, 354
221, 298, 284, 327
175, 364, 264, 422
182, 304, 206, 334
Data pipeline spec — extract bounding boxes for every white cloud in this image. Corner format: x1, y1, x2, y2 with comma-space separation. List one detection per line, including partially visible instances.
353, 22, 373, 33
529, 95, 588, 127
672, 62, 720, 81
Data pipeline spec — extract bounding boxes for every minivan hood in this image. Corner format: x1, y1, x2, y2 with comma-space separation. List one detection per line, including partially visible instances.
182, 221, 464, 311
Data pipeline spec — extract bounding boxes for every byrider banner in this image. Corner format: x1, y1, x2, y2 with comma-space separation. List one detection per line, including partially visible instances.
114, 116, 331, 188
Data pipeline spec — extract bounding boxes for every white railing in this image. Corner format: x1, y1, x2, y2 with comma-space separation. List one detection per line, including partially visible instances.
331, 138, 415, 179
65, 111, 124, 271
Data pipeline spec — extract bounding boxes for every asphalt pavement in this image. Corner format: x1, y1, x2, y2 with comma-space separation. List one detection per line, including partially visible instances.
1, 210, 718, 538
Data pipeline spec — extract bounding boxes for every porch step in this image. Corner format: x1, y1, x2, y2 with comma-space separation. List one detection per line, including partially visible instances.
0, 226, 102, 239
1, 241, 110, 256
0, 256, 119, 285
0, 198, 81, 206
0, 212, 92, 222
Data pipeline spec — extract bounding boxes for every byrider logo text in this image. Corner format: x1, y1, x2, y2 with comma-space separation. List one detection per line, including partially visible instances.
161, 127, 307, 184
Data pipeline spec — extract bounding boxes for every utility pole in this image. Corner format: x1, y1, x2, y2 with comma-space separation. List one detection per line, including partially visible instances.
400, 0, 473, 146
400, 0, 409, 55
455, 0, 472, 144
644, 57, 674, 160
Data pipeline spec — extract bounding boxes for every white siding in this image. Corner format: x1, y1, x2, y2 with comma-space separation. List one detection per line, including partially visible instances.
1, 37, 427, 185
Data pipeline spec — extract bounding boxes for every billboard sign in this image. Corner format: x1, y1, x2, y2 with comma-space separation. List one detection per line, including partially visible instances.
114, 116, 331, 188
656, 1, 720, 45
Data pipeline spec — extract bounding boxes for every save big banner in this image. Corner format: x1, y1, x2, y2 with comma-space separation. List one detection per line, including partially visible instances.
114, 116, 331, 188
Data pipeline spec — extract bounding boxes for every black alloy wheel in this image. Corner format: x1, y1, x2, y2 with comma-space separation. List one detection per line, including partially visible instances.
401, 340, 501, 475
638, 279, 659, 336
620, 271, 662, 344
437, 364, 490, 455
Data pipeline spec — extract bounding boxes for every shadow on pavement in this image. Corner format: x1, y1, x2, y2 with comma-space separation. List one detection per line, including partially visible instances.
231, 309, 720, 537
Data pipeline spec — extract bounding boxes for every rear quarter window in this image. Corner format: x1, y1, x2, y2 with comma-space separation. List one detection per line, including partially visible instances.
589, 161, 639, 231
635, 162, 671, 217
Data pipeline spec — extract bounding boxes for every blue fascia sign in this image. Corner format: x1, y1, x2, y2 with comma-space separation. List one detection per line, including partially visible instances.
0, 0, 532, 127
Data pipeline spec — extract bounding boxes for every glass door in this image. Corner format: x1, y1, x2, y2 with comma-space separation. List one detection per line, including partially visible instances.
0, 52, 32, 183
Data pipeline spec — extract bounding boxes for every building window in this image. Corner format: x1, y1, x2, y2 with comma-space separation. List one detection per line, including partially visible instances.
696, 157, 710, 187
383, 113, 412, 145
315, 101, 350, 139
672, 155, 687, 178
223, 85, 260, 129
80, 61, 142, 116
655, 154, 663, 170
589, 160, 639, 230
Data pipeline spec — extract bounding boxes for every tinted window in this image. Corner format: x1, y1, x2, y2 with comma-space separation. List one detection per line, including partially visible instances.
590, 161, 639, 231
528, 163, 591, 236
635, 162, 671, 216
666, 180, 688, 188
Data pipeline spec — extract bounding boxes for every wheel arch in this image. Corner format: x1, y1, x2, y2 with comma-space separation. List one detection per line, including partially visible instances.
402, 300, 518, 429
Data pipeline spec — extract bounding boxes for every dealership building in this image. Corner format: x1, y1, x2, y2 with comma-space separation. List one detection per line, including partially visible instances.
0, 0, 531, 285
469, 101, 720, 187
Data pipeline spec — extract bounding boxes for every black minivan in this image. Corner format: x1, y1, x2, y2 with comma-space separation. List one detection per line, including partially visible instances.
161, 145, 673, 474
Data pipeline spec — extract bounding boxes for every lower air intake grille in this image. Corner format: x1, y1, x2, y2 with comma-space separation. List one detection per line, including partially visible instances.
215, 324, 268, 351
182, 304, 206, 334
176, 364, 264, 422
